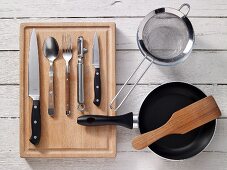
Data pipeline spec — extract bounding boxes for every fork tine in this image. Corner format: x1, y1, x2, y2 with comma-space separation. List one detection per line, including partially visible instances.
66, 34, 69, 52
62, 33, 72, 55
62, 34, 65, 51
67, 34, 71, 52
65, 34, 67, 52
69, 35, 72, 51
67, 34, 69, 50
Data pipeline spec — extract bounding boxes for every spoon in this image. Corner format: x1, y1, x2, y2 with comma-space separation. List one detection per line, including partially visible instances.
43, 37, 59, 116
132, 96, 221, 150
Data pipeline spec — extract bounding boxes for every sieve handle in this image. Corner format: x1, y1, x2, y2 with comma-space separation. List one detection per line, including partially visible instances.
109, 57, 153, 111
178, 3, 190, 16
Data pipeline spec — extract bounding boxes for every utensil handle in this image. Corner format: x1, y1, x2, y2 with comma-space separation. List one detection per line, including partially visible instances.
178, 3, 190, 16
29, 99, 41, 145
77, 112, 133, 129
132, 123, 171, 150
109, 57, 153, 111
48, 63, 54, 115
77, 62, 85, 111
93, 68, 101, 106
65, 70, 70, 115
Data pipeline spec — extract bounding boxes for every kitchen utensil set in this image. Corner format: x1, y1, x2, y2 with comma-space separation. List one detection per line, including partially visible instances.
77, 3, 221, 160
25, 3, 221, 160
28, 30, 102, 145
20, 22, 116, 158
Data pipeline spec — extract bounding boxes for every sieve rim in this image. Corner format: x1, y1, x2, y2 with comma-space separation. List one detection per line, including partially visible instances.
137, 7, 194, 66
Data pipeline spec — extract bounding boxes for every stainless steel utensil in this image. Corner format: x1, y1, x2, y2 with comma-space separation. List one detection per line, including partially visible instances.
62, 34, 72, 115
110, 3, 194, 111
28, 29, 41, 145
77, 36, 87, 111
92, 32, 101, 106
43, 37, 59, 115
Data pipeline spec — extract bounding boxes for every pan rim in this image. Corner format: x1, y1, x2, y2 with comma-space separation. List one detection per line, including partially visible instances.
138, 81, 217, 160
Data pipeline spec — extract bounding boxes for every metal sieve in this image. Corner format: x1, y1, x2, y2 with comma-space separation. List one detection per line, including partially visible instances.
110, 3, 194, 111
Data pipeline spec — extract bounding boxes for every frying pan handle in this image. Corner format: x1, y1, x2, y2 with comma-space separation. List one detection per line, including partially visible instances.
77, 112, 133, 129
109, 57, 153, 111
178, 3, 190, 16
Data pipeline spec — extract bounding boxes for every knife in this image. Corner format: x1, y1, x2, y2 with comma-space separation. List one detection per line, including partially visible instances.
92, 33, 101, 106
28, 29, 41, 145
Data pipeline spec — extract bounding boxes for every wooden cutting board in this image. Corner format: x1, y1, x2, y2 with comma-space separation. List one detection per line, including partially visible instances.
20, 22, 116, 157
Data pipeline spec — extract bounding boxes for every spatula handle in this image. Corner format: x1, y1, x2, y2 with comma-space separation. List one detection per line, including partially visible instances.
132, 123, 172, 150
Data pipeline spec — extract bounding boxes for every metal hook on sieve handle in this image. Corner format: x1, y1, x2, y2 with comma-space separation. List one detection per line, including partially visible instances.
109, 57, 153, 111
178, 3, 190, 16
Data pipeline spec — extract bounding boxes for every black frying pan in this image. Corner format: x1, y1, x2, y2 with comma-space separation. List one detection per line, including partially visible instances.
77, 82, 216, 160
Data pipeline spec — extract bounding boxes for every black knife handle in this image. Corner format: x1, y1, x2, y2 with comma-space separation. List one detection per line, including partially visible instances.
93, 68, 101, 106
29, 100, 41, 145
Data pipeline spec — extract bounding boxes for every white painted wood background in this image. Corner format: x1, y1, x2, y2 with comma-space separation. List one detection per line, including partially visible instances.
0, 0, 227, 169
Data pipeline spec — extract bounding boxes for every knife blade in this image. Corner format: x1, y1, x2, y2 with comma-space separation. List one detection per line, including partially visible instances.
28, 29, 41, 145
92, 32, 101, 106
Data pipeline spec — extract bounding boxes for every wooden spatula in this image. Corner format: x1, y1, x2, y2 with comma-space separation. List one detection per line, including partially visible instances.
132, 96, 221, 150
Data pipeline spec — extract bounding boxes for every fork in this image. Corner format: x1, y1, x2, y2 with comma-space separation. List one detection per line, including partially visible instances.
62, 34, 72, 115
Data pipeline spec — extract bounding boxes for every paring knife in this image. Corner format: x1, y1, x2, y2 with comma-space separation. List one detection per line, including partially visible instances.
28, 29, 41, 145
92, 33, 101, 106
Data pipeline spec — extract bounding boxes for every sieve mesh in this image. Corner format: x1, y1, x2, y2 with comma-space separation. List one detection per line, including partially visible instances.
142, 12, 189, 61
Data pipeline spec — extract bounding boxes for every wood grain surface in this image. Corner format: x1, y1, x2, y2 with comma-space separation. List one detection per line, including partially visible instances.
20, 23, 116, 157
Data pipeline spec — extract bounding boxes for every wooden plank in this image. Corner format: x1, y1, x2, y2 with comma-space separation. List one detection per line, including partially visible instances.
1, 118, 227, 152
0, 118, 227, 169
1, 84, 227, 118
0, 51, 19, 84
1, 0, 227, 17
0, 151, 226, 170
116, 51, 227, 84
20, 23, 116, 157
1, 51, 227, 84
0, 86, 19, 118
1, 18, 227, 50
